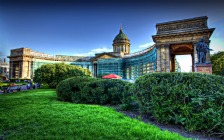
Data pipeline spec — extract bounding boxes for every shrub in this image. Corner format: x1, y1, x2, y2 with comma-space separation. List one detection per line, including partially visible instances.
57, 78, 129, 105
120, 82, 139, 111
56, 76, 94, 102
135, 72, 224, 134
34, 63, 91, 88
80, 79, 129, 105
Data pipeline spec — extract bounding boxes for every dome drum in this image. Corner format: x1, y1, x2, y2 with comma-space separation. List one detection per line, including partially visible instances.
113, 27, 131, 55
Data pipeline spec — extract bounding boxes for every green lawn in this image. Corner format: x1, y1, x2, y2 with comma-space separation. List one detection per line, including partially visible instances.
0, 89, 189, 140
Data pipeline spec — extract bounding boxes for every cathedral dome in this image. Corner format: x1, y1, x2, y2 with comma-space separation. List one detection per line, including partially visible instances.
113, 27, 130, 42
112, 27, 131, 55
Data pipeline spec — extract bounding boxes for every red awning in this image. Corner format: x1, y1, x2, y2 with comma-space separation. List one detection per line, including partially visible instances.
102, 74, 122, 79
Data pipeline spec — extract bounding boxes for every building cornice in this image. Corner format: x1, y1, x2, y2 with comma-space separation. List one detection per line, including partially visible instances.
152, 28, 215, 43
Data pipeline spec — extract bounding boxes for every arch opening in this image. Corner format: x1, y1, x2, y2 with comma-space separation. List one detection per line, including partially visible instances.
170, 43, 194, 72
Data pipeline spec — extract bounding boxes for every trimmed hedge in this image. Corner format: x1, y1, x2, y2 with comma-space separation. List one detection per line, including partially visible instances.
135, 72, 224, 134
56, 77, 129, 105
120, 82, 139, 110
56, 76, 94, 102
80, 79, 129, 105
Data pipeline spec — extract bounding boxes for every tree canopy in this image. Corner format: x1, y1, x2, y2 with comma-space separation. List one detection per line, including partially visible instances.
33, 63, 91, 88
210, 51, 224, 76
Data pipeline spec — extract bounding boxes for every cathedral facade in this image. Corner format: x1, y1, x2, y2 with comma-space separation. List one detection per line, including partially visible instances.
8, 16, 214, 80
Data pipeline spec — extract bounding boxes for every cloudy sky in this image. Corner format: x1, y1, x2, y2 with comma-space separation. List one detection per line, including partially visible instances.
0, 0, 223, 71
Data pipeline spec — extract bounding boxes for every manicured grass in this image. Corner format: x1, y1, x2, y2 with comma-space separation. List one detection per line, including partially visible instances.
0, 82, 9, 87
0, 89, 189, 140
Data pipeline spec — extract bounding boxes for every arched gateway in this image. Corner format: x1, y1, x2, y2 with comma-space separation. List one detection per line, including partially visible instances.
8, 16, 215, 80
152, 16, 215, 74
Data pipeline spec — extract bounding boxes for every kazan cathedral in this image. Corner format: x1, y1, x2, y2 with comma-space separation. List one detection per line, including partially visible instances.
8, 27, 157, 80
8, 16, 214, 79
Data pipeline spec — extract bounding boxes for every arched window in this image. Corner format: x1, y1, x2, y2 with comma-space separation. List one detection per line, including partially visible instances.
117, 47, 120, 52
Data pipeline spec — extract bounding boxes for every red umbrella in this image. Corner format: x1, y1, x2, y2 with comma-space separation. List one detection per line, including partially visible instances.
102, 74, 122, 79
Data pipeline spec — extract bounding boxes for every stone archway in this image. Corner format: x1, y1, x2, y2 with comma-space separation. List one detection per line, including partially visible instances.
152, 16, 215, 74
170, 43, 194, 72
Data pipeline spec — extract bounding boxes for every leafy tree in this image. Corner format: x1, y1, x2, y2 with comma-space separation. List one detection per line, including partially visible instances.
33, 63, 91, 88
210, 51, 224, 76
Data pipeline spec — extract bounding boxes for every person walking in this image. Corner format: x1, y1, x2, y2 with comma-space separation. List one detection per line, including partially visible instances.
27, 82, 30, 89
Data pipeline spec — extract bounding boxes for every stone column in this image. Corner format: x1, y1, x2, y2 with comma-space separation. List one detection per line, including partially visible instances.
193, 42, 198, 64
157, 44, 170, 72
161, 46, 166, 72
127, 45, 130, 54
165, 44, 170, 72
156, 45, 161, 72
27, 61, 30, 78
9, 61, 13, 79
191, 53, 194, 72
20, 61, 23, 78
18, 61, 20, 78
170, 55, 175, 72
21, 60, 30, 79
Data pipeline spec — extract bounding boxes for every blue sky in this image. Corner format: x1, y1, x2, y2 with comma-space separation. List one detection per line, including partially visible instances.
0, 0, 224, 71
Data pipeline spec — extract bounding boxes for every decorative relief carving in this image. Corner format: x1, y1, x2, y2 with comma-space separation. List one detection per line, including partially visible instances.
157, 21, 206, 32
24, 49, 31, 54
11, 50, 23, 56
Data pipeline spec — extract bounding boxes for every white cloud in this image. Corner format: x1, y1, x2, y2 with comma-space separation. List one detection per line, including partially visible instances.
88, 47, 113, 55
73, 47, 113, 56
138, 42, 154, 48
72, 53, 88, 56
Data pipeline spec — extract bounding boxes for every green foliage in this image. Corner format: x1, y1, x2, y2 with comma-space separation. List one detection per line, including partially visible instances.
120, 82, 139, 111
80, 79, 129, 105
211, 51, 224, 76
38, 83, 50, 89
56, 76, 94, 102
135, 72, 224, 134
0, 89, 187, 140
57, 78, 129, 105
33, 63, 91, 88
0, 82, 9, 87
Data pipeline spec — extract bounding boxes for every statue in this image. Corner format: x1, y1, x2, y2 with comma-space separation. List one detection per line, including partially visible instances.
196, 38, 211, 63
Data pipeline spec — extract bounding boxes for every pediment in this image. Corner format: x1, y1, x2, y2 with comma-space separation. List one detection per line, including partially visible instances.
91, 53, 118, 61
98, 54, 114, 59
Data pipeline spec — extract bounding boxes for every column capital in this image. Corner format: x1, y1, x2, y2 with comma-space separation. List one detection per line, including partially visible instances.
156, 43, 170, 48
164, 44, 170, 47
